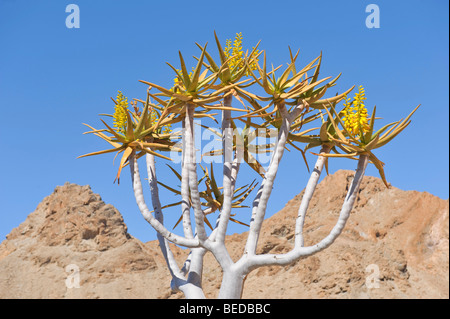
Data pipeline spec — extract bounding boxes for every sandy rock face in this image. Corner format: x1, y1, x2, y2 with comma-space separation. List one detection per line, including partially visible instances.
5, 183, 130, 250
0, 183, 172, 299
0, 172, 448, 299
234, 171, 449, 299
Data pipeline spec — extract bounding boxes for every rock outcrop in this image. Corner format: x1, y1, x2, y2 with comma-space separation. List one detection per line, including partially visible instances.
0, 171, 448, 299
0, 183, 172, 298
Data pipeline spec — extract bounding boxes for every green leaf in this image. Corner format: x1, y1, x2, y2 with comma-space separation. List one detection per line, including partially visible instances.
189, 43, 208, 92
364, 105, 377, 141
288, 76, 332, 99
232, 180, 257, 201
258, 51, 271, 94
229, 217, 249, 227
370, 121, 398, 146
288, 47, 300, 74
364, 133, 380, 151
178, 51, 191, 88
99, 119, 127, 144
139, 80, 175, 97
287, 140, 310, 172
123, 107, 135, 141
208, 163, 222, 200
213, 31, 231, 80
306, 51, 322, 95
166, 62, 184, 82
311, 151, 359, 158
142, 147, 173, 161
276, 60, 296, 88
368, 152, 389, 188
244, 152, 266, 178
82, 123, 122, 148
114, 147, 133, 184
135, 91, 151, 135
195, 42, 219, 72
77, 145, 125, 159
157, 180, 182, 195
309, 85, 355, 109
323, 105, 347, 142
319, 121, 328, 142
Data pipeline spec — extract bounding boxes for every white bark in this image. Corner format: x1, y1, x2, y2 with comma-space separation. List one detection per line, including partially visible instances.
218, 267, 246, 299
174, 277, 206, 299
129, 152, 199, 248
185, 103, 208, 242
181, 119, 194, 239
145, 152, 206, 299
216, 94, 234, 243
295, 145, 331, 248
244, 103, 304, 255
242, 154, 369, 269
145, 153, 181, 276
130, 97, 370, 299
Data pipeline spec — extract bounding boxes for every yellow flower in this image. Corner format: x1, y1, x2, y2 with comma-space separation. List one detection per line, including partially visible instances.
231, 32, 244, 69
162, 123, 172, 134
113, 91, 172, 136
113, 91, 129, 134
224, 32, 259, 76
224, 38, 233, 65
342, 85, 370, 137
172, 68, 194, 90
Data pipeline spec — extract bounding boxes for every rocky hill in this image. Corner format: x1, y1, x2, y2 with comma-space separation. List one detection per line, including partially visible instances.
0, 170, 448, 299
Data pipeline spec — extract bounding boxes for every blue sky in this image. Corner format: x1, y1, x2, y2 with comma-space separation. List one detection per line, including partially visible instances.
0, 0, 448, 243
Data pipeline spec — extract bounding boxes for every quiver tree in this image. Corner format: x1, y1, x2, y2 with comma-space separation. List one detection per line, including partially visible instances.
80, 32, 420, 299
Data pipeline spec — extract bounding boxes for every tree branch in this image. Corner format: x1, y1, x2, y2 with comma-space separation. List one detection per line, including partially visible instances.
185, 103, 208, 242
245, 154, 369, 268
145, 152, 206, 299
295, 144, 331, 248
244, 102, 292, 255
216, 94, 234, 243
129, 151, 199, 248
181, 118, 194, 239
145, 152, 182, 276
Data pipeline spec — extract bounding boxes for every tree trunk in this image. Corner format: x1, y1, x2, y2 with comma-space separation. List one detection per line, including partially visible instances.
218, 269, 246, 299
